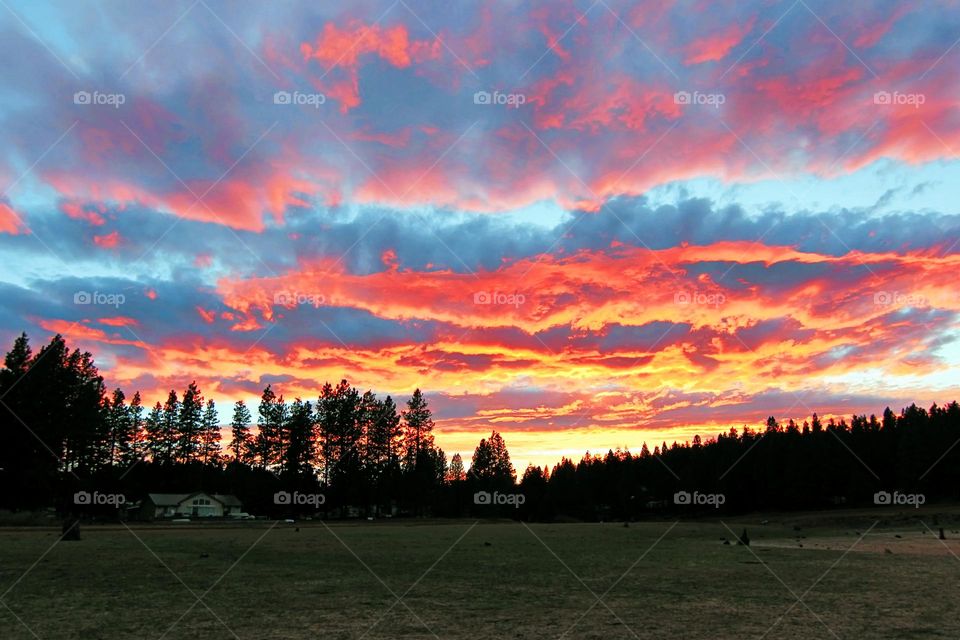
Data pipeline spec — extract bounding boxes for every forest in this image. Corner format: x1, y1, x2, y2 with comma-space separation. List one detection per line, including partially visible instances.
1, 332, 958, 520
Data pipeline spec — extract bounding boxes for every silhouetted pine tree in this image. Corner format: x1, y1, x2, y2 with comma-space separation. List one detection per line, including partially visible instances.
448, 453, 466, 482
158, 390, 180, 465
105, 388, 128, 466
229, 400, 253, 464
200, 398, 221, 466
177, 381, 204, 463
283, 398, 314, 477
256, 385, 284, 469
402, 388, 435, 470
120, 391, 145, 468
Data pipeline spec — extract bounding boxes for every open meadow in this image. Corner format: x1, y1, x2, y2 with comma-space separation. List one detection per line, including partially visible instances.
3, 508, 960, 639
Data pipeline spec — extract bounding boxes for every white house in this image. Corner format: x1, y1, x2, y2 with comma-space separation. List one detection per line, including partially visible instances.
141, 493, 243, 520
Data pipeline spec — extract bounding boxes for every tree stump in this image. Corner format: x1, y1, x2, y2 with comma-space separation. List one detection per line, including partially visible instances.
738, 528, 750, 546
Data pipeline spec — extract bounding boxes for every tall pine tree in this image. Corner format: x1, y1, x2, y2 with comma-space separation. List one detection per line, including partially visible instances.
402, 388, 435, 470
177, 381, 204, 463
200, 398, 221, 466
229, 399, 253, 464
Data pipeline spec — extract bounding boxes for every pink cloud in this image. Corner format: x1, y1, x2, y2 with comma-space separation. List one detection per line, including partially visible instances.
93, 231, 120, 248
61, 201, 107, 226
684, 18, 756, 65
0, 202, 26, 235
300, 21, 442, 112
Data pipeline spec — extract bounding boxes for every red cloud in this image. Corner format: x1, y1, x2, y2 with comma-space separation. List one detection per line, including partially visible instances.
49, 236, 959, 468
215, 241, 960, 344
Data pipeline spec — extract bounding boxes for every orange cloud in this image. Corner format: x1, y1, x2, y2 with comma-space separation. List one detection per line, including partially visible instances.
38, 230, 959, 468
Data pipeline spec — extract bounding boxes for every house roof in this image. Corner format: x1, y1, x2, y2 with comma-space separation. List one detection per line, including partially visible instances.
146, 492, 242, 507
146, 493, 191, 506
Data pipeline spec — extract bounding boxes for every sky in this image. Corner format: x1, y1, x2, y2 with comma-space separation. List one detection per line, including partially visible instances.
1, 0, 959, 470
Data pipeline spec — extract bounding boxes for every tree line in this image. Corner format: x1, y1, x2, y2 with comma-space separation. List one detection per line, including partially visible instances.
0, 333, 513, 517
516, 406, 960, 520
1, 332, 959, 520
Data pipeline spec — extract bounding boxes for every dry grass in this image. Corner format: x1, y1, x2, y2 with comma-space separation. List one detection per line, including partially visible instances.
2, 510, 960, 639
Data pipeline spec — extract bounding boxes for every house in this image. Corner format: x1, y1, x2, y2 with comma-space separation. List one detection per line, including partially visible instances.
140, 492, 243, 520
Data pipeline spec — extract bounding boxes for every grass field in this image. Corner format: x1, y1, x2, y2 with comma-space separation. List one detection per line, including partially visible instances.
2, 509, 960, 639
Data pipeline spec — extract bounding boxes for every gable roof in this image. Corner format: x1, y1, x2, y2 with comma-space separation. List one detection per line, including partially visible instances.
145, 492, 242, 507
146, 493, 191, 506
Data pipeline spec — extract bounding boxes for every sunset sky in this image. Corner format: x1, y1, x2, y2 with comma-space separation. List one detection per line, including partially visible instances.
2, 0, 959, 469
